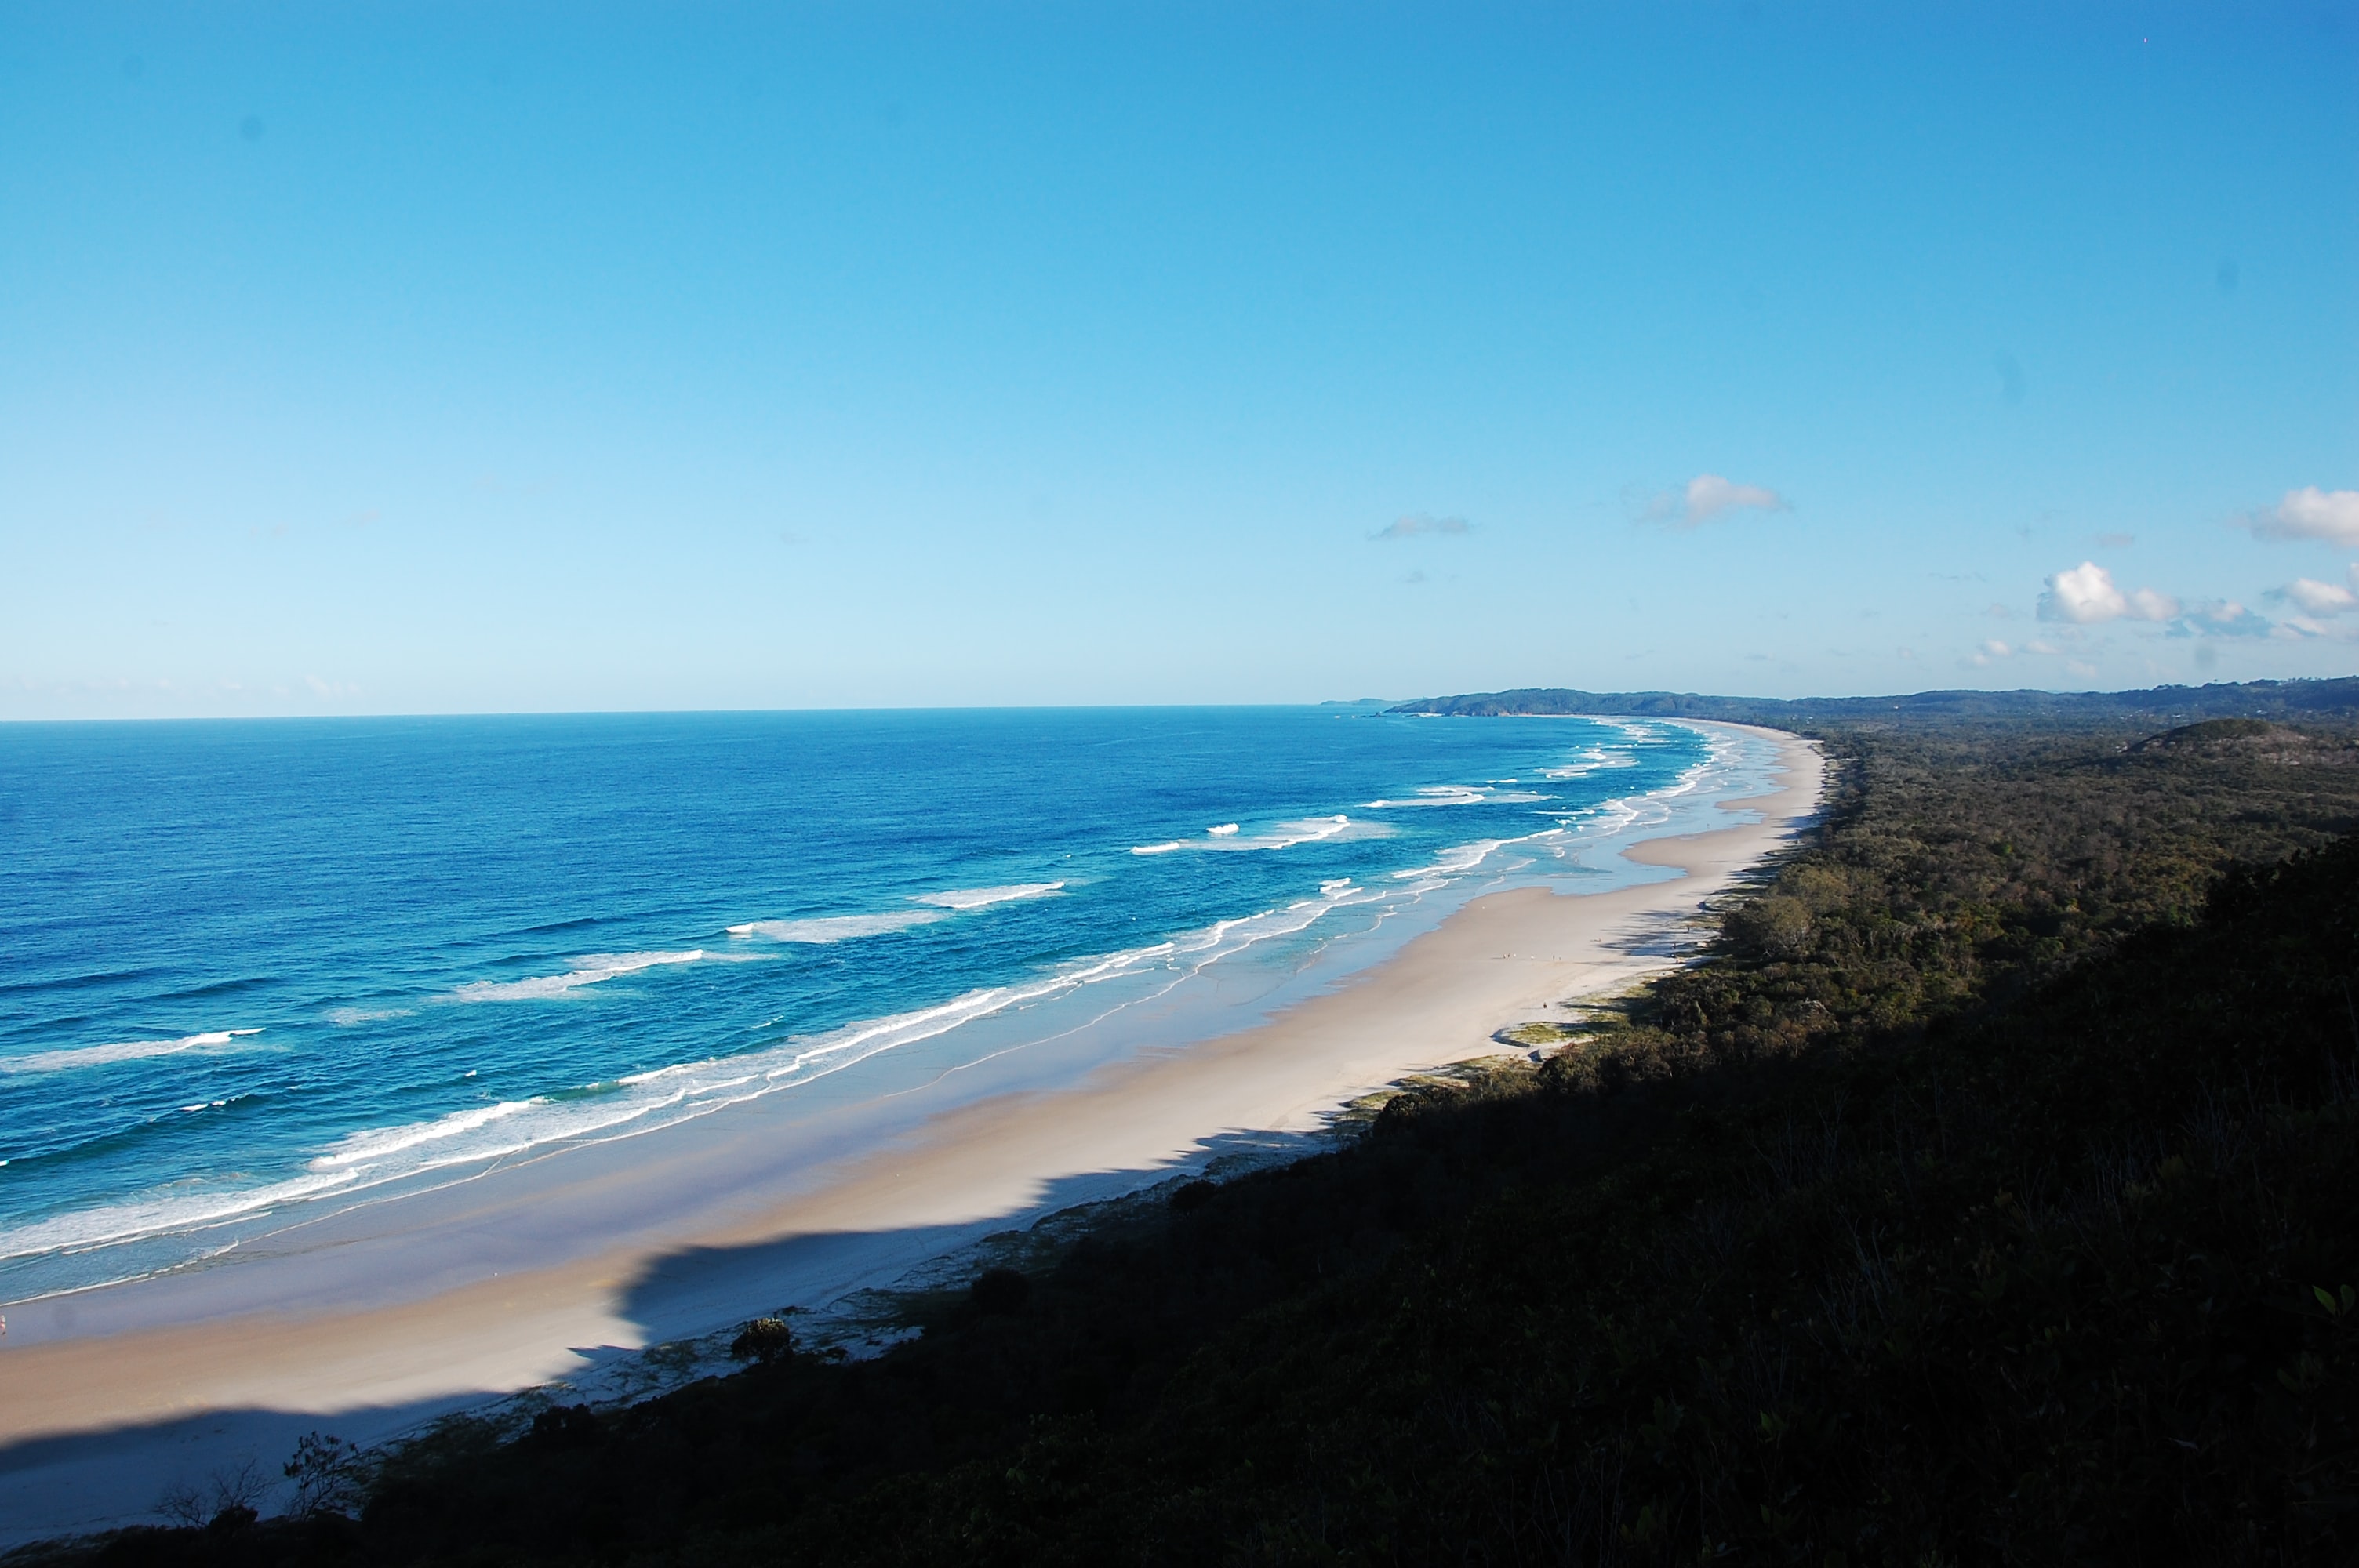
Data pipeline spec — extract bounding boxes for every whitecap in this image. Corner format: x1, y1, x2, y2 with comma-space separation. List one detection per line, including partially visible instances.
1206, 823, 1239, 837
1133, 816, 1390, 855
311, 1098, 543, 1170
1249, 815, 1386, 850
451, 950, 706, 1002
1540, 746, 1638, 779
328, 1006, 416, 1027
909, 883, 1066, 910
1363, 785, 1486, 808
727, 912, 949, 942
1365, 785, 1551, 808
0, 1029, 266, 1076
1390, 840, 1504, 882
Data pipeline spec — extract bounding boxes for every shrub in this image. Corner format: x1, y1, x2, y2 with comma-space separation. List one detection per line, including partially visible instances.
729, 1316, 798, 1364
969, 1267, 1031, 1315
1727, 893, 1813, 957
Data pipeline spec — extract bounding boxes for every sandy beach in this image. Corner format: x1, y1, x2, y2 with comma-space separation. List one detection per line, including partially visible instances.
0, 722, 1822, 1542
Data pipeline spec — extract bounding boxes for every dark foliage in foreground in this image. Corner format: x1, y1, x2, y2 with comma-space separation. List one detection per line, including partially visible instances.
45, 713, 2359, 1566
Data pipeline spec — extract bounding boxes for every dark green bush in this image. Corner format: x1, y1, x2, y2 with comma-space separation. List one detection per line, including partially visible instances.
729, 1316, 797, 1365
969, 1268, 1031, 1316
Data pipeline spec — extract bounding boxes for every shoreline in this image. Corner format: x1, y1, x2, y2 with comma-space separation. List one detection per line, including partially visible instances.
0, 720, 1823, 1543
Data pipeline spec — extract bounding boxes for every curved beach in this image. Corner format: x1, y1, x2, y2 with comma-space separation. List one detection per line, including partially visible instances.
0, 723, 1822, 1543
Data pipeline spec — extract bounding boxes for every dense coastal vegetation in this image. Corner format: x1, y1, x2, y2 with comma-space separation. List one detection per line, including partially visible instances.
31, 680, 2359, 1566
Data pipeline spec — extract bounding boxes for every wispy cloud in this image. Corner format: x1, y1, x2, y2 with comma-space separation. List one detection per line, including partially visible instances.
2168, 601, 2275, 639
2245, 486, 2359, 546
1644, 474, 1789, 528
2037, 561, 2179, 625
1968, 632, 2099, 674
1371, 513, 1471, 541
2273, 572, 2359, 618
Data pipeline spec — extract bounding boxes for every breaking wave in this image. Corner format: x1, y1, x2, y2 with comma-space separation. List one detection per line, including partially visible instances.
727, 913, 950, 942
451, 951, 707, 1002
0, 1029, 266, 1076
910, 883, 1067, 910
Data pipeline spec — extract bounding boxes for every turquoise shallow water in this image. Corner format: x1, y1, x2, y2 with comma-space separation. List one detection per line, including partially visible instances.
0, 708, 1749, 1301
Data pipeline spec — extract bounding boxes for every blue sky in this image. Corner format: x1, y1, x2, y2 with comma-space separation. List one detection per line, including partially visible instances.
3, 2, 2354, 717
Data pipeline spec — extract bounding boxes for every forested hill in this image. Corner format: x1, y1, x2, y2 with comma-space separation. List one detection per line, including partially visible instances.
1389, 674, 2359, 728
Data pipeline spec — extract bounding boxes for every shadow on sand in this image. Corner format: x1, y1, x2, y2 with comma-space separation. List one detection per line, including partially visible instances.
0, 1126, 1328, 1550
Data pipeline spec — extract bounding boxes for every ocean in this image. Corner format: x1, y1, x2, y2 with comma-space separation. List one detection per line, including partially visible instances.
0, 708, 1767, 1304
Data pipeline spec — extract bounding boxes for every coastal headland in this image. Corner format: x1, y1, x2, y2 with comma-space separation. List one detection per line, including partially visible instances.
0, 723, 1823, 1542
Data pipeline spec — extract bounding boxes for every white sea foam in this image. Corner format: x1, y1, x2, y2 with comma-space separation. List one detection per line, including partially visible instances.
732, 885, 1063, 938
909, 883, 1067, 910
328, 1006, 416, 1027
1539, 745, 1638, 779
1250, 815, 1370, 849
1364, 785, 1546, 808
311, 1098, 543, 1169
728, 912, 950, 942
0, 1029, 266, 1076
0, 1166, 363, 1263
1532, 725, 1746, 852
1390, 840, 1506, 882
452, 950, 706, 1002
1365, 785, 1484, 808
1130, 816, 1389, 855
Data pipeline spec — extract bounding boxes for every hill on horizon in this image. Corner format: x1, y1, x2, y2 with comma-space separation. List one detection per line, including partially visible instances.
1388, 675, 2359, 729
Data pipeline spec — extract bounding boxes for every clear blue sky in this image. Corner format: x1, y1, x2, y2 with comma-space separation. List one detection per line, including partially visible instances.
4, 2, 2354, 717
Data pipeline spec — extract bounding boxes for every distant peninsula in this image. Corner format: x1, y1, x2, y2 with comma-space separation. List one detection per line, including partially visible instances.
1388, 674, 2359, 727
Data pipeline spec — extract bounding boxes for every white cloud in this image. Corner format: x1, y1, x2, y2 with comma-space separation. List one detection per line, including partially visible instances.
2279, 576, 2359, 617
2040, 561, 2122, 622
1372, 513, 1471, 541
1645, 474, 1789, 528
2037, 561, 2179, 624
2248, 486, 2359, 546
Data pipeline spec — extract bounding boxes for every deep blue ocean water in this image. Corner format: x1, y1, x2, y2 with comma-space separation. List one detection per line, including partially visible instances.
0, 708, 1745, 1301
